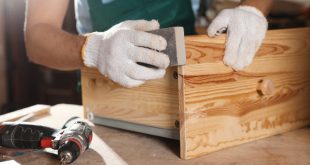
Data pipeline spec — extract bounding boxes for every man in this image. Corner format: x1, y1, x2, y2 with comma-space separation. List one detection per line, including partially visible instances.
25, 0, 273, 88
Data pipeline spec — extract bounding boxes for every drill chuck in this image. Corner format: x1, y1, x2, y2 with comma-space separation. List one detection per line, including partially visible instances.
59, 141, 80, 164
53, 121, 92, 164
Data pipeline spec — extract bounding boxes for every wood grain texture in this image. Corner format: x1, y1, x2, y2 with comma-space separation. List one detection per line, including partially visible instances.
81, 67, 179, 129
179, 28, 310, 159
81, 28, 310, 160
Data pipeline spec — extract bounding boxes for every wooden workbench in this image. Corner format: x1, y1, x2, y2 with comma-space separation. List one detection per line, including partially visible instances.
1, 104, 310, 165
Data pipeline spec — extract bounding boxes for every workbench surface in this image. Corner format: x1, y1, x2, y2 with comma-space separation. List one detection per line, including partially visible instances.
1, 104, 310, 165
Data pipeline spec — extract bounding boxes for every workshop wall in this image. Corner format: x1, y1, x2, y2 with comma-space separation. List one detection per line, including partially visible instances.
0, 0, 81, 114
0, 0, 6, 109
195, 0, 310, 34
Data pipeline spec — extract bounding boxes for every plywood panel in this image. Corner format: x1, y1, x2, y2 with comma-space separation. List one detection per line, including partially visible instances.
179, 28, 310, 159
81, 67, 179, 129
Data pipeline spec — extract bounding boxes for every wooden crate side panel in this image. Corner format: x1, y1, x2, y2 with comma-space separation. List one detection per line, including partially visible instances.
179, 28, 310, 159
185, 28, 310, 74
81, 67, 179, 129
181, 72, 310, 159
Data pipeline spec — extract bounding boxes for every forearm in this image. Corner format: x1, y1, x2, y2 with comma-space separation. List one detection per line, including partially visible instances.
241, 0, 273, 16
25, 23, 85, 70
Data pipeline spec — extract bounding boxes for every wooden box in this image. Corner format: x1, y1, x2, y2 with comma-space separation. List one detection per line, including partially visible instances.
81, 28, 310, 159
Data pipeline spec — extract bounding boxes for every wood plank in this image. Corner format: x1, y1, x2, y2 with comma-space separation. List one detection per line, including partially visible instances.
81, 67, 179, 129
184, 28, 310, 74
0, 104, 50, 122
179, 28, 310, 159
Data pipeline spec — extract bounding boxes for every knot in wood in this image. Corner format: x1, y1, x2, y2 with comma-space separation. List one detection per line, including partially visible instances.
257, 79, 275, 96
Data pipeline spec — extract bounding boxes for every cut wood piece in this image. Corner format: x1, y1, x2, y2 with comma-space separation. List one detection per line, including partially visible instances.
81, 67, 179, 129
0, 105, 50, 122
179, 28, 310, 159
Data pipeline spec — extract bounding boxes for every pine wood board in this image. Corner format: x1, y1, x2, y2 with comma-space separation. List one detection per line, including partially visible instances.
81, 67, 179, 129
184, 28, 310, 73
179, 28, 310, 159
0, 104, 50, 122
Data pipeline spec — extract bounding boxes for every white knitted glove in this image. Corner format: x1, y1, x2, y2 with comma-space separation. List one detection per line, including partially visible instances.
82, 20, 169, 88
207, 6, 268, 70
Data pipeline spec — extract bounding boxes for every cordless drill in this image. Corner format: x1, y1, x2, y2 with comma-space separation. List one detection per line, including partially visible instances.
0, 120, 92, 164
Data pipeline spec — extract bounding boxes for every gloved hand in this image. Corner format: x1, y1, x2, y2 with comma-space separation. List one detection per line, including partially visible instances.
207, 6, 268, 70
82, 20, 169, 88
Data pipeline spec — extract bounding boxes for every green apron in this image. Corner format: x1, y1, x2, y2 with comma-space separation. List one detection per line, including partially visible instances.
87, 0, 196, 35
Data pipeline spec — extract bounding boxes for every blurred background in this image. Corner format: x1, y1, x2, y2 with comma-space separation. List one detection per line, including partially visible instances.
0, 0, 309, 114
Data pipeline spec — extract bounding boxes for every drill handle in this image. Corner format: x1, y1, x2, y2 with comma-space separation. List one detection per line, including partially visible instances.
0, 122, 57, 149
